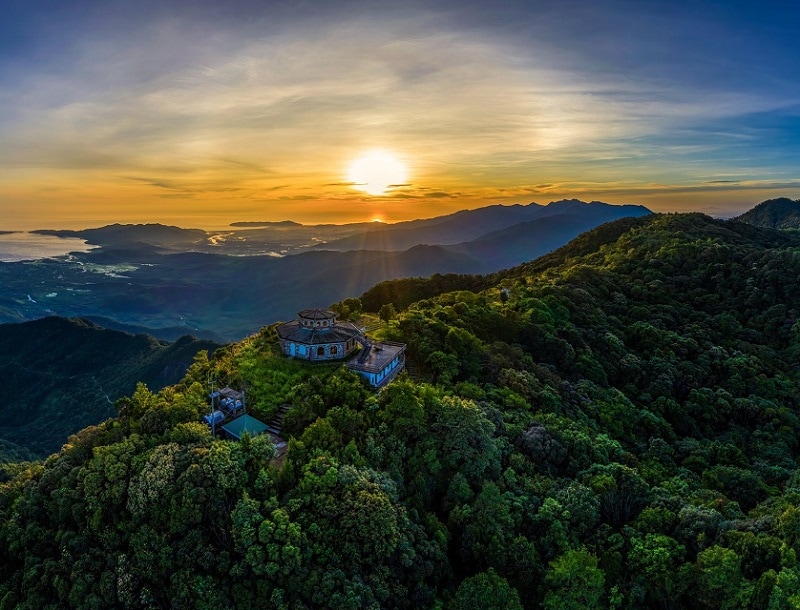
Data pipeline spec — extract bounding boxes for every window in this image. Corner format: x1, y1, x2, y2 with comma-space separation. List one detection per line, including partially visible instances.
317, 346, 325, 357
331, 345, 338, 355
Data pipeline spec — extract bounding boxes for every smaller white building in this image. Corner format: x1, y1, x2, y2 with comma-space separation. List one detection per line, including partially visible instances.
346, 341, 406, 388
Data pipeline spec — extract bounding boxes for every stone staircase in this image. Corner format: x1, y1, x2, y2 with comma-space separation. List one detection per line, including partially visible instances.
265, 403, 291, 437
403, 359, 421, 382
362, 320, 383, 333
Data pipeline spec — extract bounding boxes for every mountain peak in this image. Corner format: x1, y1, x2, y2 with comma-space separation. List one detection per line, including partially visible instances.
544, 199, 589, 208
734, 197, 800, 230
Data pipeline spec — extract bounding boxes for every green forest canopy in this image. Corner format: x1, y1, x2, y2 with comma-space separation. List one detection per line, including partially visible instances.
3, 214, 800, 608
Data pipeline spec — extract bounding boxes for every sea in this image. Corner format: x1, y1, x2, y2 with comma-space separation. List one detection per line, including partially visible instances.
0, 233, 97, 262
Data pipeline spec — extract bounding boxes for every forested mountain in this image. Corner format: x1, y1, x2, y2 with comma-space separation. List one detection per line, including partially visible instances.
440, 212, 623, 270
4, 214, 800, 608
735, 197, 800, 230
0, 317, 219, 459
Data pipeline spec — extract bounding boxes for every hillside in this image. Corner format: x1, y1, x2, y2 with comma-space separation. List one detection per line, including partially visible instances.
4, 214, 800, 608
735, 197, 800, 229
0, 317, 219, 457
441, 212, 620, 270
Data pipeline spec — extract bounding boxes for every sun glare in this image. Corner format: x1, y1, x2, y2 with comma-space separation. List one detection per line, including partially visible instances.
348, 151, 407, 196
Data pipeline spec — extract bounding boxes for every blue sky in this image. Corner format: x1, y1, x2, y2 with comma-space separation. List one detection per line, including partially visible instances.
1, 0, 799, 228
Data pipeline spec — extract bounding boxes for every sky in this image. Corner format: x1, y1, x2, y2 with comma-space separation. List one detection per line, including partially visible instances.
2, 0, 800, 229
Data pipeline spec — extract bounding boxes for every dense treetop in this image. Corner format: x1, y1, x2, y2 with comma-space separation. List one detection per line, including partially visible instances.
3, 213, 800, 608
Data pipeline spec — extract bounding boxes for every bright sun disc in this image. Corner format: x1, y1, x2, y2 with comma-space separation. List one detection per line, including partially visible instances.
348, 151, 407, 196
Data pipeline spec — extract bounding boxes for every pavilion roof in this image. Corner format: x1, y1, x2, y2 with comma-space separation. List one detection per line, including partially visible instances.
277, 319, 361, 345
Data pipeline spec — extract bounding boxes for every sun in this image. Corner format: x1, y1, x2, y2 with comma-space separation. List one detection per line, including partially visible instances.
348, 151, 407, 196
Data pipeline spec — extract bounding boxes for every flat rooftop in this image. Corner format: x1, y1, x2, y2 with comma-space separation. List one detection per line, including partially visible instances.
347, 341, 406, 373
218, 387, 243, 401
222, 414, 268, 440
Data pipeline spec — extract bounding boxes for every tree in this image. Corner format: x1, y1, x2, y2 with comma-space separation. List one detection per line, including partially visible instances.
693, 545, 749, 610
628, 534, 689, 609
448, 569, 523, 610
768, 567, 800, 610
543, 549, 606, 610
455, 481, 517, 569
379, 303, 397, 324
330, 298, 362, 321
585, 463, 649, 527
426, 350, 459, 385
430, 395, 500, 486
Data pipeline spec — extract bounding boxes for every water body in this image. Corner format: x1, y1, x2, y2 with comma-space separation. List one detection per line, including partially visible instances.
0, 233, 97, 262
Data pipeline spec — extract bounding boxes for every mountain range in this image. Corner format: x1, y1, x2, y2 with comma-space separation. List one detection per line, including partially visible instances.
34, 199, 650, 258
3, 199, 651, 340
312, 199, 650, 252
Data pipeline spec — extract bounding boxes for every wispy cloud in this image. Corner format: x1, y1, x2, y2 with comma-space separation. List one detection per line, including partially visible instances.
1, 1, 799, 227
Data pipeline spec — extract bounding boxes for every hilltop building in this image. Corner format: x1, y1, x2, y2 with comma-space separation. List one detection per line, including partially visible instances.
277, 308, 406, 387
346, 340, 406, 388
222, 414, 268, 441
277, 309, 361, 361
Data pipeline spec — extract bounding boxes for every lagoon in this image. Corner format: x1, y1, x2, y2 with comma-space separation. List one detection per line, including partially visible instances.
0, 232, 97, 262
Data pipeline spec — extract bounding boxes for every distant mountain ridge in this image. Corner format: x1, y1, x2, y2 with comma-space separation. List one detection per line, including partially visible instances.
32, 201, 652, 256
312, 199, 651, 252
229, 220, 302, 227
81, 315, 227, 343
0, 317, 219, 457
734, 197, 800, 229
440, 202, 651, 269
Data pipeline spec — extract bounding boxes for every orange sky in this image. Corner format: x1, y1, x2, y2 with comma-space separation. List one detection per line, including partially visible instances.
3, 167, 795, 231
